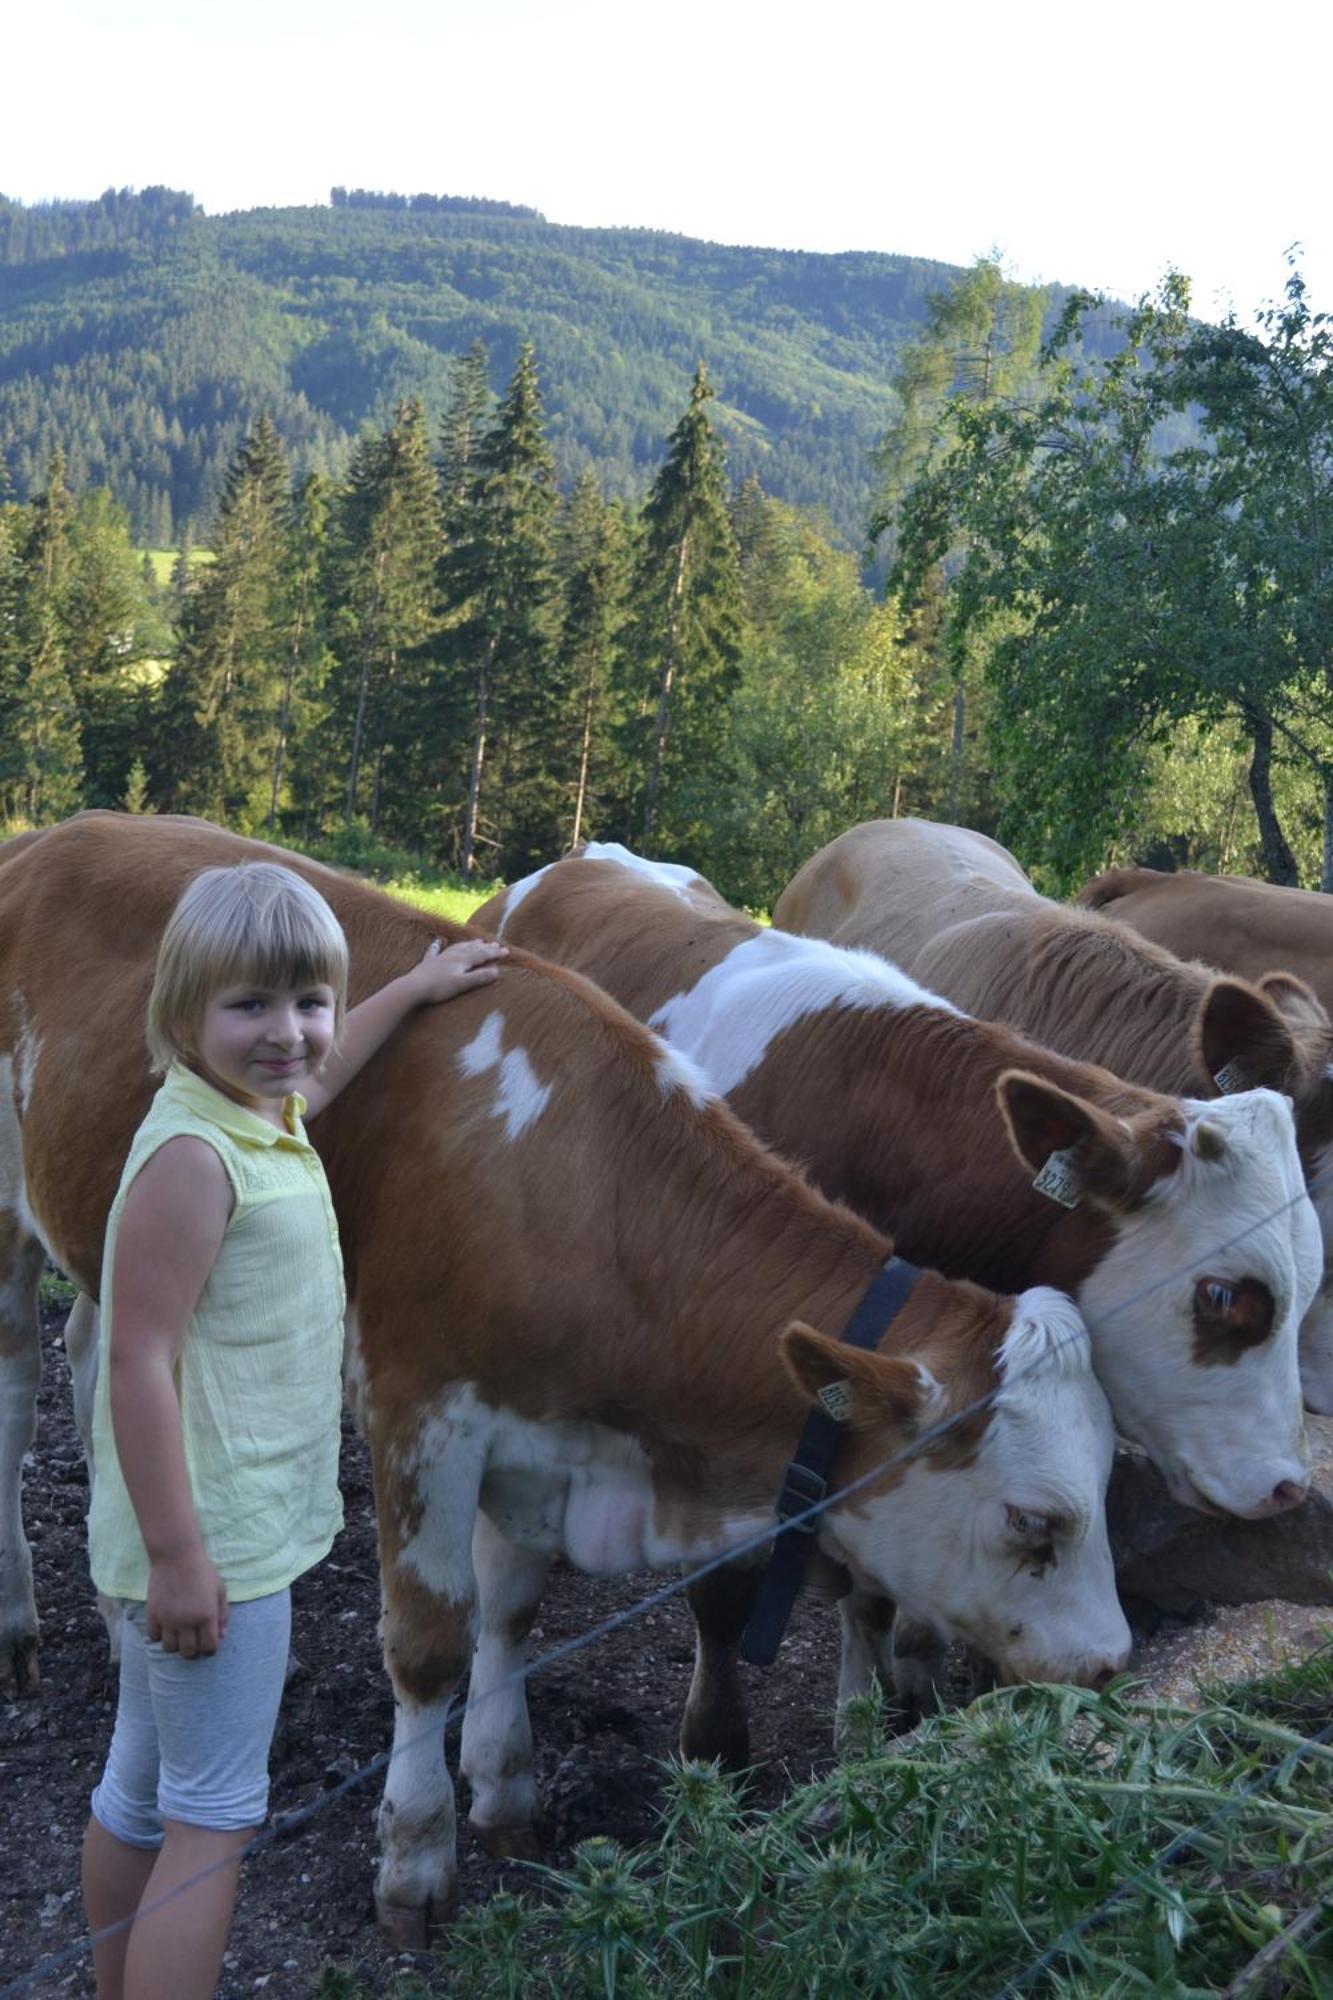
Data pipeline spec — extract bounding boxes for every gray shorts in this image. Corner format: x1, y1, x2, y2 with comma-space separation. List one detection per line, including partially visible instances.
90, 1590, 291, 1847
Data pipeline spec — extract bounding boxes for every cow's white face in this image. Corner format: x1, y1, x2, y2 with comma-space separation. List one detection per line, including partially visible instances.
824, 1289, 1130, 1689
1077, 1090, 1316, 1517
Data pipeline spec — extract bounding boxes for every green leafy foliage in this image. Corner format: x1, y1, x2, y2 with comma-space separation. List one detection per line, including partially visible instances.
316, 1658, 1333, 1998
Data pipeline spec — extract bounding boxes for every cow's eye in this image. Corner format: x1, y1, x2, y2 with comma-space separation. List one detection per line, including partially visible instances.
1005, 1504, 1052, 1541
1199, 1278, 1237, 1315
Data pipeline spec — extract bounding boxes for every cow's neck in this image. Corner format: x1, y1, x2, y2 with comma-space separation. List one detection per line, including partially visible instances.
730, 1003, 1128, 1298
986, 914, 1206, 1099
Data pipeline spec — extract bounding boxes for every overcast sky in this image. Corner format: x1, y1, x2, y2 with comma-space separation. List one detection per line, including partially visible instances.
7, 0, 1325, 323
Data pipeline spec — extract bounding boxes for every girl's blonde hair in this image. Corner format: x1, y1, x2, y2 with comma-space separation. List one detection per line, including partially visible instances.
147, 862, 349, 1073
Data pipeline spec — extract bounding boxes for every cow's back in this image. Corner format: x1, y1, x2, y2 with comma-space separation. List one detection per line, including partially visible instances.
774, 819, 1037, 968
0, 812, 453, 1291
1081, 866, 1333, 1019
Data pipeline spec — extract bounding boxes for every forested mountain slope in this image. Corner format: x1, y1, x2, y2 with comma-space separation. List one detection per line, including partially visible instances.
0, 186, 1035, 544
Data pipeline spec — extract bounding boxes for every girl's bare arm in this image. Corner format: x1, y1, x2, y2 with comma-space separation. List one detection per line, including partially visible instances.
302, 937, 506, 1119
107, 1136, 233, 1658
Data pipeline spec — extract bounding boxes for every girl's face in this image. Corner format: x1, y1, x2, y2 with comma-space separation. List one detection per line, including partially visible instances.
191, 979, 337, 1123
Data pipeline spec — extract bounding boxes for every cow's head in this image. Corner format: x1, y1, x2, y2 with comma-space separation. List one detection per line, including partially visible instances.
1001, 1072, 1316, 1517
783, 1284, 1130, 1688
1196, 972, 1333, 1415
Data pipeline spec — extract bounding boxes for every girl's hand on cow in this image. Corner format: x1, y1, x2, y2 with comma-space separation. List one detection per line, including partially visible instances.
146, 1545, 229, 1659
411, 937, 508, 1004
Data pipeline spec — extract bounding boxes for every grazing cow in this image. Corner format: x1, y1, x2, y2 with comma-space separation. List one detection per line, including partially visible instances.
474, 843, 1318, 1749
0, 814, 1128, 1941
1079, 865, 1333, 1020
775, 819, 1333, 1414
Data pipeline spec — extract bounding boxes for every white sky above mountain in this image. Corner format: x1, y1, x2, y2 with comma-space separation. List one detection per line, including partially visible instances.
7, 0, 1326, 324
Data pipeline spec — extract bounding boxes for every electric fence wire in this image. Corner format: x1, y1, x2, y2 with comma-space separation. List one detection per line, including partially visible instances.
3, 1156, 1332, 1998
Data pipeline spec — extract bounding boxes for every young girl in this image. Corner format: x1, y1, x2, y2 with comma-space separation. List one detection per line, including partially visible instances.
80, 861, 505, 2000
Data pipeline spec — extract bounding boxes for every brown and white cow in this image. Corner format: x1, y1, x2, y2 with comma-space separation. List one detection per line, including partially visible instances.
1079, 865, 1333, 1019
0, 813, 1128, 1940
474, 842, 1319, 1746
775, 819, 1333, 1414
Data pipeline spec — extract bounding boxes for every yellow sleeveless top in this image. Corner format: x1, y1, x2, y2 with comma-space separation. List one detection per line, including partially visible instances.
88, 1063, 346, 1602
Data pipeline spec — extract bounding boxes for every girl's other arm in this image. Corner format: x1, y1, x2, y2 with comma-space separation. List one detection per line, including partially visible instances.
107, 1136, 233, 1659
302, 937, 506, 1119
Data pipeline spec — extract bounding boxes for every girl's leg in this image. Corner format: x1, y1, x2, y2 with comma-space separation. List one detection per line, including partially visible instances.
86, 1592, 290, 1999
83, 1602, 164, 1998
120, 1822, 253, 2000
81, 1817, 157, 1999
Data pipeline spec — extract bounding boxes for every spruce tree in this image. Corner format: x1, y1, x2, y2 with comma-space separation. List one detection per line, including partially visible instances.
270, 472, 333, 831
554, 472, 629, 848
7, 453, 84, 822
158, 416, 294, 823
64, 488, 167, 809
620, 364, 744, 850
438, 342, 559, 875
327, 401, 441, 834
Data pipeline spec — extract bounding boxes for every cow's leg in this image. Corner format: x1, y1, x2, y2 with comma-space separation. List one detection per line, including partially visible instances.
459, 1509, 549, 1859
681, 1563, 762, 1769
62, 1292, 122, 1662
371, 1422, 483, 1948
0, 1224, 45, 1692
889, 1611, 951, 1723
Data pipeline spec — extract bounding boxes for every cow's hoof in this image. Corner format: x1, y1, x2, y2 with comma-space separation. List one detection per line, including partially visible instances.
1, 1632, 40, 1696
474, 1821, 542, 1862
374, 1884, 458, 1951
679, 1709, 750, 1772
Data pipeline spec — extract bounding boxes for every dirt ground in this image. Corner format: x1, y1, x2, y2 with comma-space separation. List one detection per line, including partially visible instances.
2, 1315, 1330, 2000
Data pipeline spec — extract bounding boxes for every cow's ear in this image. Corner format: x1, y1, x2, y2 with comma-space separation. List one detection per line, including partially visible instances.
780, 1322, 928, 1433
1197, 978, 1297, 1095
1256, 971, 1329, 1037
996, 1070, 1136, 1211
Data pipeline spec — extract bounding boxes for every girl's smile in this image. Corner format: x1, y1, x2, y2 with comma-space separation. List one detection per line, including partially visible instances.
191, 982, 337, 1123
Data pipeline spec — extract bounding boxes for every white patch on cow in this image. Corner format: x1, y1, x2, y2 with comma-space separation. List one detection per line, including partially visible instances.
1077, 1087, 1316, 1517
654, 1041, 716, 1110
457, 1012, 505, 1079
394, 1391, 492, 1604
999, 1286, 1093, 1385
581, 841, 703, 898
12, 1000, 41, 1115
397, 1384, 761, 1593
342, 1307, 370, 1426
648, 928, 960, 1097
456, 1011, 554, 1142
494, 863, 554, 936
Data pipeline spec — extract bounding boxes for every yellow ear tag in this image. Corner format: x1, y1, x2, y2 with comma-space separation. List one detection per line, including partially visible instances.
818, 1379, 855, 1422
1033, 1147, 1082, 1208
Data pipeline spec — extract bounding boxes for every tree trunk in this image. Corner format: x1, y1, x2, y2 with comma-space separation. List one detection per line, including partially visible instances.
946, 679, 966, 819
461, 646, 495, 878
1246, 710, 1300, 886
642, 533, 691, 847
568, 658, 596, 851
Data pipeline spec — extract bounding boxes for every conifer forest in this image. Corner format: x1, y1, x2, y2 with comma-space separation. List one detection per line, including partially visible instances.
2, 189, 1332, 903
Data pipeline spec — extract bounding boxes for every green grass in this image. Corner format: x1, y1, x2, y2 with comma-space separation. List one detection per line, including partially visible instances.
313, 1656, 1333, 1998
141, 546, 213, 586
384, 875, 504, 928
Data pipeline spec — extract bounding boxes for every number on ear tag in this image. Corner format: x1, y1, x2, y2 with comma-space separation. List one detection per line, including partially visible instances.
1213, 1062, 1244, 1094
1033, 1147, 1082, 1208
818, 1379, 855, 1422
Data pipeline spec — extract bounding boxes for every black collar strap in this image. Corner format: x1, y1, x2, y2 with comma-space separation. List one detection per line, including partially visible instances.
738, 1254, 922, 1667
